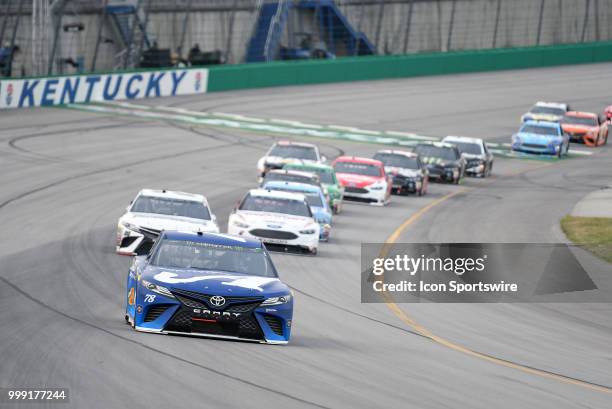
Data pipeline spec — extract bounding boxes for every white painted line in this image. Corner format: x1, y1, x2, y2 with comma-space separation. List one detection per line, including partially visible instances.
269, 118, 305, 126
101, 101, 152, 110
295, 123, 323, 129
154, 106, 209, 116
353, 129, 382, 136
327, 125, 356, 131
568, 149, 593, 156
384, 131, 438, 141
212, 112, 267, 123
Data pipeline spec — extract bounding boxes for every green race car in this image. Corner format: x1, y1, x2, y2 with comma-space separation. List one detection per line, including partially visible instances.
283, 162, 344, 214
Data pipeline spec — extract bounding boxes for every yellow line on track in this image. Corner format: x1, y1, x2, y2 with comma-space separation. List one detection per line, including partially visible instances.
380, 165, 612, 395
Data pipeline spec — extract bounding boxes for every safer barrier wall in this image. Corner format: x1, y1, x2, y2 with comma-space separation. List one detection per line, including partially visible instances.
206, 41, 612, 92
3, 41, 612, 109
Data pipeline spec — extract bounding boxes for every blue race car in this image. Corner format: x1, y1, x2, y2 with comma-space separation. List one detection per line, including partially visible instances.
262, 180, 332, 241
125, 231, 293, 344
511, 120, 570, 157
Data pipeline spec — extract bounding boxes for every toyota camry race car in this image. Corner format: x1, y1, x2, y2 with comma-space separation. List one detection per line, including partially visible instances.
414, 142, 465, 184
372, 149, 428, 195
117, 189, 219, 255
283, 162, 344, 214
125, 231, 293, 344
561, 111, 608, 146
256, 141, 324, 180
228, 189, 320, 254
511, 120, 569, 157
442, 136, 494, 177
332, 156, 391, 206
521, 101, 569, 123
262, 181, 332, 241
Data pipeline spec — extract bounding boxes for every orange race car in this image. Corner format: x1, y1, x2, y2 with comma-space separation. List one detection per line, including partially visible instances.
605, 105, 612, 125
560, 111, 608, 147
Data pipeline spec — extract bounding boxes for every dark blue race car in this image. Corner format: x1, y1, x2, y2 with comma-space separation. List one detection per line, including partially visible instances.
125, 231, 293, 344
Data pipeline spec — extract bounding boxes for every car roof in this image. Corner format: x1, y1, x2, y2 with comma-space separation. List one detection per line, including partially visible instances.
284, 162, 333, 171
249, 188, 306, 201
417, 141, 456, 149
334, 156, 383, 166
442, 135, 483, 145
162, 231, 262, 248
375, 149, 418, 158
263, 181, 322, 194
533, 101, 567, 109
138, 189, 205, 203
273, 140, 317, 148
266, 169, 317, 178
565, 111, 597, 118
522, 120, 560, 128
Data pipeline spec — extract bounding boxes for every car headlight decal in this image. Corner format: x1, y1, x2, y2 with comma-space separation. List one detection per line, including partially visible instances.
261, 294, 291, 306
141, 280, 175, 299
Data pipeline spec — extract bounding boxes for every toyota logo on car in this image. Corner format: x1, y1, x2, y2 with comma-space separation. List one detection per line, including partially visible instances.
210, 295, 226, 307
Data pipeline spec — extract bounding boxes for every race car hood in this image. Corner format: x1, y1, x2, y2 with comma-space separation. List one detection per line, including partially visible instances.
420, 156, 458, 168
561, 124, 597, 134
384, 166, 419, 178
143, 266, 288, 296
235, 210, 315, 229
121, 212, 218, 233
461, 153, 485, 160
523, 113, 561, 122
311, 207, 332, 224
263, 156, 317, 166
336, 173, 381, 188
515, 132, 562, 144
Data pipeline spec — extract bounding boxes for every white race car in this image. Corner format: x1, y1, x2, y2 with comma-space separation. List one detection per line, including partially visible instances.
227, 189, 320, 255
441, 136, 494, 177
521, 101, 569, 123
116, 189, 219, 255
256, 141, 324, 181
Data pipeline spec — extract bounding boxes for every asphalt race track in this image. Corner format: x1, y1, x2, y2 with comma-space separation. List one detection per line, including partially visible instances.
1, 63, 611, 408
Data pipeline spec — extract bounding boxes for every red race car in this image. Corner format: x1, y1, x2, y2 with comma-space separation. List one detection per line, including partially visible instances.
332, 156, 391, 206
560, 111, 608, 147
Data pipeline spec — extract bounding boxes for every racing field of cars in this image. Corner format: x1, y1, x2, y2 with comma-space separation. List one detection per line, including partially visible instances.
1, 63, 612, 408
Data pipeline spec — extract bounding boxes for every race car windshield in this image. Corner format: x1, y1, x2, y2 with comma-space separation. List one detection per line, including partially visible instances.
269, 145, 318, 160
561, 116, 597, 126
309, 169, 334, 184
334, 162, 382, 176
151, 240, 277, 277
305, 194, 323, 207
373, 153, 419, 169
520, 124, 559, 136
131, 196, 211, 220
263, 172, 318, 186
240, 194, 312, 217
529, 106, 565, 116
266, 188, 324, 207
449, 142, 483, 155
415, 145, 458, 161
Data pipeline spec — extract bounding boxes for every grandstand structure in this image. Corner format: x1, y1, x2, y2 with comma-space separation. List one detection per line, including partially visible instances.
1, 0, 611, 77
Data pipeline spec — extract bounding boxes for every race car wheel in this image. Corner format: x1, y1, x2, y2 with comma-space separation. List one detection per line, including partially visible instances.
310, 248, 318, 256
